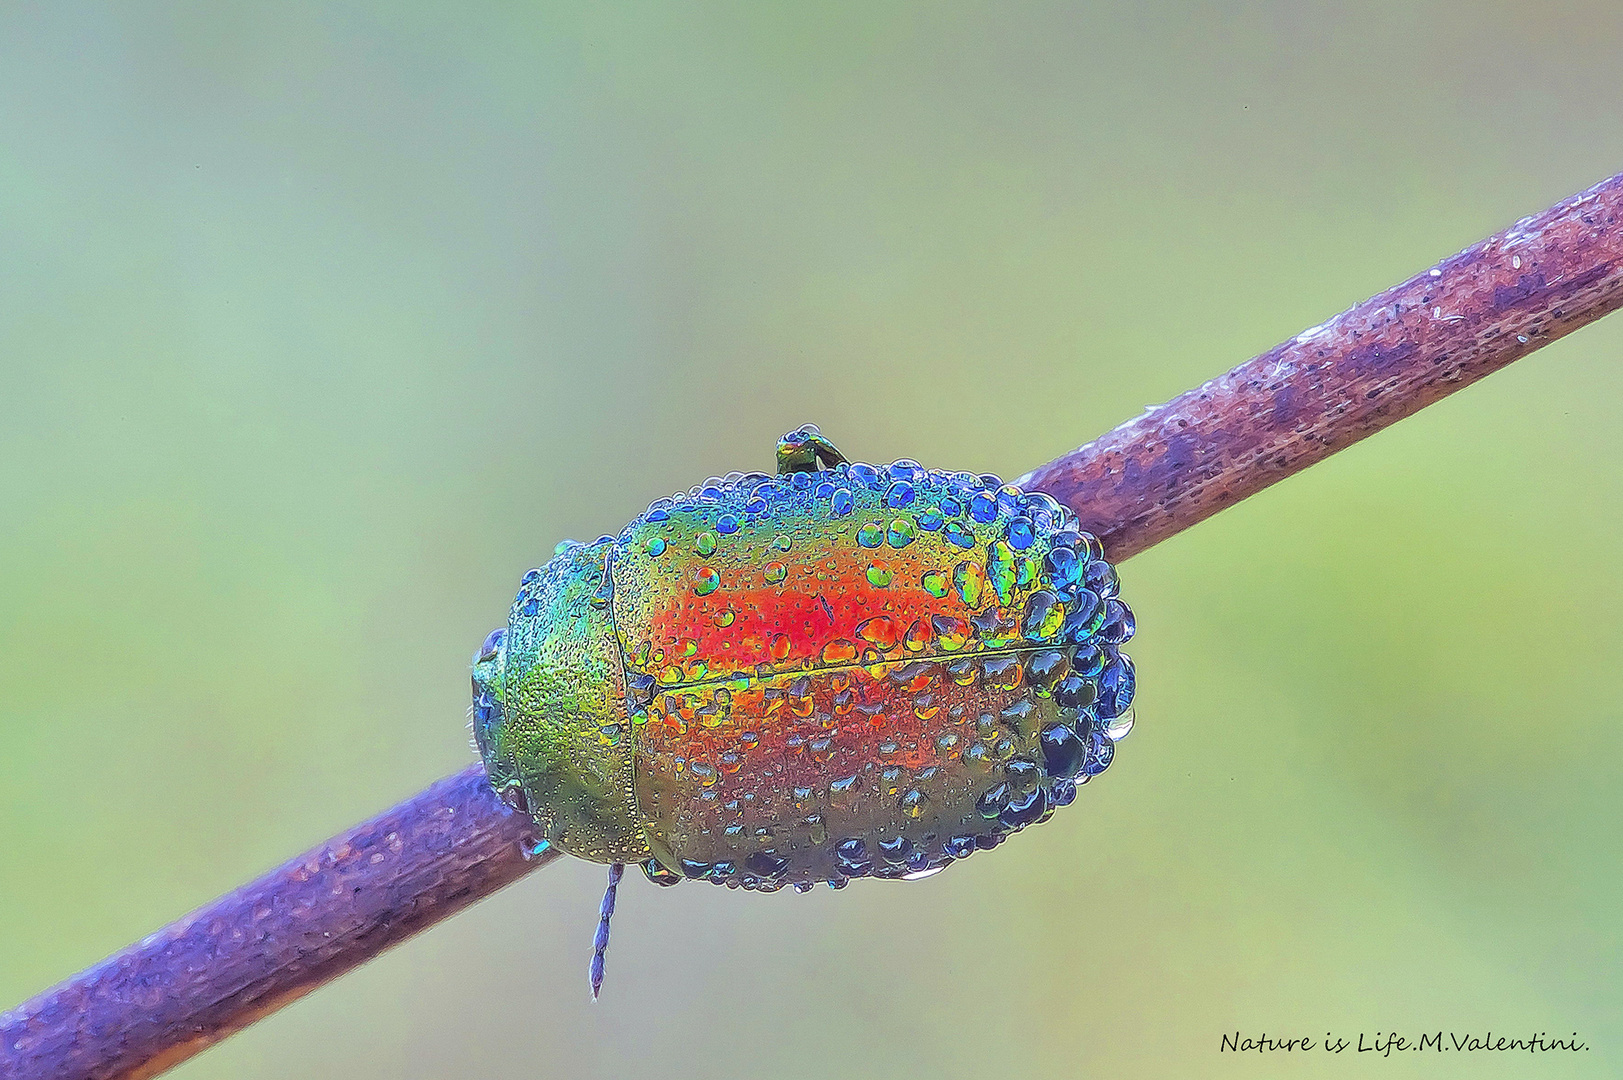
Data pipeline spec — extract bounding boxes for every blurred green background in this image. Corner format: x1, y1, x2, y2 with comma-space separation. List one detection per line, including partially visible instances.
3, 3, 1621, 1078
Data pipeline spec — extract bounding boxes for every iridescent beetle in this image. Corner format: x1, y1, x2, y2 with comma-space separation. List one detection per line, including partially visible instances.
470, 427, 1136, 997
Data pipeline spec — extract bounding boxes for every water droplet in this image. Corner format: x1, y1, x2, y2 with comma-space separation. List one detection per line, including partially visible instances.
1026, 649, 1068, 692
1000, 700, 1035, 733
917, 507, 944, 531
773, 534, 792, 551
764, 561, 787, 584
832, 488, 854, 516
850, 463, 881, 488
1006, 516, 1035, 550
930, 615, 969, 651
1040, 723, 1086, 778
866, 562, 893, 587
501, 785, 529, 814
745, 852, 790, 878
770, 634, 793, 661
857, 521, 884, 548
822, 639, 858, 664
1016, 555, 1040, 589
999, 786, 1047, 829
1063, 589, 1105, 642
478, 627, 506, 662
879, 835, 913, 863
982, 655, 1023, 690
1023, 590, 1064, 639
645, 537, 667, 557
976, 783, 1010, 819
887, 517, 917, 547
885, 480, 916, 508
1083, 558, 1119, 597
1005, 758, 1041, 794
943, 521, 975, 548
1096, 654, 1135, 719
953, 561, 986, 606
642, 859, 683, 886
899, 789, 931, 819
1053, 673, 1097, 710
856, 615, 899, 649
920, 571, 949, 598
693, 566, 720, 595
694, 531, 719, 556
835, 836, 869, 872
947, 658, 978, 686
970, 491, 998, 523
1082, 729, 1115, 776
1103, 707, 1135, 740
1072, 643, 1106, 678
903, 619, 934, 651
713, 609, 736, 627
1098, 599, 1136, 644
988, 542, 1016, 605
1045, 545, 1080, 588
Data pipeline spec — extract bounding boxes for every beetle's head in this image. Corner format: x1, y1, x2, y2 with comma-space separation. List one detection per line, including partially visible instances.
471, 545, 651, 864
470, 626, 520, 800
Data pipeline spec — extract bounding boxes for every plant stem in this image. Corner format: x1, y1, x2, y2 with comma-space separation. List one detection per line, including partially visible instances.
7, 171, 1623, 1080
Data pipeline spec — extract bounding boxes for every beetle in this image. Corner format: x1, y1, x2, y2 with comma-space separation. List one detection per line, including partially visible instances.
470, 427, 1136, 996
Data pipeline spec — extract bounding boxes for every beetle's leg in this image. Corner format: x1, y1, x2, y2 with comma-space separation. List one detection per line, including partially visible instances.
588, 862, 625, 1001
776, 424, 847, 475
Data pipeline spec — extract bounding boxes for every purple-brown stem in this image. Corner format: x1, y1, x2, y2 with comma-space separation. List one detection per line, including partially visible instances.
1019, 174, 1623, 559
7, 171, 1623, 1080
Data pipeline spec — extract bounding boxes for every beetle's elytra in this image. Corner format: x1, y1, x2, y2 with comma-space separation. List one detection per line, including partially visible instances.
470, 427, 1136, 995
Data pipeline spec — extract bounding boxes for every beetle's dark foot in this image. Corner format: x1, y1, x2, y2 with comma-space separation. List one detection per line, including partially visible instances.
776, 425, 847, 475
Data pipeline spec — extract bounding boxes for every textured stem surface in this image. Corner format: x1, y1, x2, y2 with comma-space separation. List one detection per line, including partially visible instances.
2, 768, 559, 1080
7, 171, 1623, 1080
1019, 174, 1623, 559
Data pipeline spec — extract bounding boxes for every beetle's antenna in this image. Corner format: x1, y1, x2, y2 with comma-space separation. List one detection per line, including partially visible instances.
588, 862, 625, 1001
